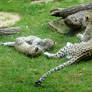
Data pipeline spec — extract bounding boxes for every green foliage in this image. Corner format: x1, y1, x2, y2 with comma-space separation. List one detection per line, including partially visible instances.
0, 0, 92, 92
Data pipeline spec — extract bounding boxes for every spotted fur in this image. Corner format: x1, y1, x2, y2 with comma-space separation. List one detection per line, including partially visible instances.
0, 35, 55, 57
77, 13, 92, 42
35, 39, 92, 86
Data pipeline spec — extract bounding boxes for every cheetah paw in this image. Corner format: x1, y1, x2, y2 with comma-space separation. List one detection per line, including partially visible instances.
76, 33, 83, 39
44, 52, 51, 58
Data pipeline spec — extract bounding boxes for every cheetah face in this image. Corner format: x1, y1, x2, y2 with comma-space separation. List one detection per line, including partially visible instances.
82, 13, 92, 27
29, 45, 43, 57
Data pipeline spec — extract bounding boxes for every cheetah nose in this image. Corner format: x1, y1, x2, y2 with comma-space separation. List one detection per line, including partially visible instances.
35, 47, 39, 52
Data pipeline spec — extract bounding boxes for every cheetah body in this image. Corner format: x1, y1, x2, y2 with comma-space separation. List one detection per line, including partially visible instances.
44, 40, 92, 59
35, 39, 92, 86
0, 35, 55, 57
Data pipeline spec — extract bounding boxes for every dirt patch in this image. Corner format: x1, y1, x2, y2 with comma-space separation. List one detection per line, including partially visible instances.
0, 12, 20, 27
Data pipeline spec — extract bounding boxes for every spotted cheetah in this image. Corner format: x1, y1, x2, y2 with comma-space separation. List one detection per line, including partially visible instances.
77, 13, 92, 42
35, 39, 92, 85
0, 35, 55, 57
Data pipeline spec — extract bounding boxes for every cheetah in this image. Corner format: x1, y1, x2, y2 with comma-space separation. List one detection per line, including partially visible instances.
0, 35, 55, 57
35, 39, 92, 85
77, 13, 92, 42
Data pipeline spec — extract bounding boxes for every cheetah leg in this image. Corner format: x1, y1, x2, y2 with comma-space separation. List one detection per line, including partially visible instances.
0, 42, 15, 46
44, 42, 73, 59
66, 42, 73, 46
44, 49, 65, 59
76, 33, 84, 41
35, 56, 81, 86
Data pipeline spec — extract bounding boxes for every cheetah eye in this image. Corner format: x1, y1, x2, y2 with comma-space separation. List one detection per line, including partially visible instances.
35, 47, 39, 52
85, 16, 89, 21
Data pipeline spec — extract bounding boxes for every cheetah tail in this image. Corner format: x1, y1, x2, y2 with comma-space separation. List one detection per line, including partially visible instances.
34, 55, 83, 86
0, 42, 15, 46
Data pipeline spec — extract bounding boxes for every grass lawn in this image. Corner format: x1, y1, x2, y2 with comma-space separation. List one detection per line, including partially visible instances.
0, 0, 92, 92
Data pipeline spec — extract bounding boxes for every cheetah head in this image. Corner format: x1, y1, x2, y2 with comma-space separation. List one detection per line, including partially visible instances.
28, 45, 43, 57
82, 12, 92, 27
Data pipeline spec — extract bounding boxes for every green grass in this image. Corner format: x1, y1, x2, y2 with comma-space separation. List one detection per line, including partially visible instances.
0, 0, 92, 92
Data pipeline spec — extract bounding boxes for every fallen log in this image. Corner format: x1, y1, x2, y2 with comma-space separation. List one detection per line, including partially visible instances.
0, 27, 21, 35
48, 19, 70, 34
50, 2, 92, 18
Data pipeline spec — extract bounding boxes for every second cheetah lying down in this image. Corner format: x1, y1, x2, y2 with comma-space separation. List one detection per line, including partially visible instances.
0, 35, 55, 57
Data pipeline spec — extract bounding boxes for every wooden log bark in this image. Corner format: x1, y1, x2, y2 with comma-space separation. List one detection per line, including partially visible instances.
64, 10, 92, 29
0, 27, 21, 35
48, 19, 70, 34
50, 2, 92, 18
